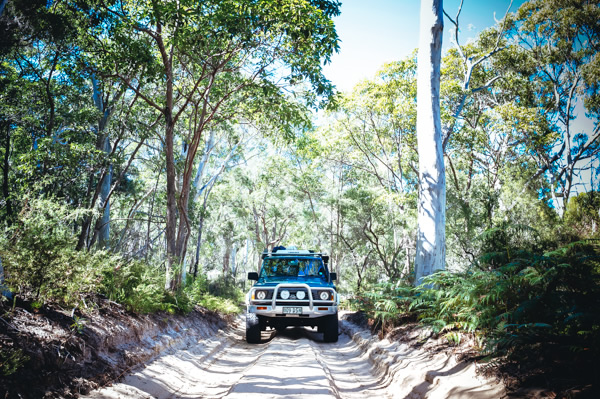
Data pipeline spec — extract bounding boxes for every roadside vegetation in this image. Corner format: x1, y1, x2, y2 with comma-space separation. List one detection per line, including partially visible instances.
350, 207, 600, 391
0, 196, 243, 317
0, 0, 599, 396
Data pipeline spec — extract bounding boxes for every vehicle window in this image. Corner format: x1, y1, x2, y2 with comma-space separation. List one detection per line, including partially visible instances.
261, 258, 326, 278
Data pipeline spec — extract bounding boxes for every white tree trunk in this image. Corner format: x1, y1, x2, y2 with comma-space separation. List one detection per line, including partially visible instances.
414, 0, 446, 286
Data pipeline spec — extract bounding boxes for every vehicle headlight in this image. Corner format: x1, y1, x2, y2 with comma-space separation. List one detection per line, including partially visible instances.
296, 291, 306, 300
256, 290, 267, 300
319, 291, 331, 301
280, 290, 290, 299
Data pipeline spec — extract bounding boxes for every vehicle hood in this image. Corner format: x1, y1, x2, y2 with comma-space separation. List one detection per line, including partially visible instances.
254, 277, 335, 289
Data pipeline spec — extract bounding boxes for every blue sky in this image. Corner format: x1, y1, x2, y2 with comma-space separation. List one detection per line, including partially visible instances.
323, 0, 526, 92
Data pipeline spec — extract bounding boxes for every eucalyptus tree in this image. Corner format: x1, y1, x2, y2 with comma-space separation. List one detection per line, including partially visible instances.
0, 0, 136, 248
189, 123, 256, 279
414, 0, 445, 285
440, 0, 513, 150
439, 29, 530, 266
89, 0, 340, 290
197, 153, 305, 273
502, 0, 600, 217
412, 0, 518, 282
1, 36, 102, 213
312, 60, 420, 284
327, 59, 419, 195
247, 157, 299, 256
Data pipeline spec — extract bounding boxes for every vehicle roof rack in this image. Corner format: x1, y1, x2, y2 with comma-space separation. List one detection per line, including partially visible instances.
261, 247, 328, 260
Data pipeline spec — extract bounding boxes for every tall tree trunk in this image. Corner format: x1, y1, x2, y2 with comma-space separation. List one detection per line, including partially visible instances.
414, 0, 445, 286
165, 115, 178, 291
231, 245, 237, 276
192, 205, 207, 279
223, 234, 232, 279
77, 76, 122, 250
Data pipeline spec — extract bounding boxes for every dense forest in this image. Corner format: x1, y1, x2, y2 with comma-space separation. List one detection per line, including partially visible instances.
0, 0, 599, 394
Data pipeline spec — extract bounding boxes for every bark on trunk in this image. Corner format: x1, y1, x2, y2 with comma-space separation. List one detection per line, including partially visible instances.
77, 76, 121, 250
165, 116, 178, 291
223, 235, 232, 279
192, 212, 205, 279
414, 0, 446, 286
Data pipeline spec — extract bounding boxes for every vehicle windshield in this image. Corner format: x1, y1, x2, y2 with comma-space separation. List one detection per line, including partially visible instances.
260, 257, 327, 279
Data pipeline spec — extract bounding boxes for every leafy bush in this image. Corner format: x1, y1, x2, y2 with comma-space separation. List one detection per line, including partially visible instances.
1, 197, 244, 316
100, 258, 171, 313
197, 294, 242, 314
412, 239, 600, 364
0, 348, 29, 376
0, 198, 102, 305
349, 282, 413, 334
563, 191, 600, 239
207, 276, 244, 302
354, 220, 600, 382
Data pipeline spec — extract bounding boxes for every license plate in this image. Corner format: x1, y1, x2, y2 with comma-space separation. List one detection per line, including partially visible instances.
283, 307, 302, 314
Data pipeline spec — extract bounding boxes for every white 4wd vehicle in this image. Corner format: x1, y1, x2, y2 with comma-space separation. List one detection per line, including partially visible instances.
246, 247, 339, 343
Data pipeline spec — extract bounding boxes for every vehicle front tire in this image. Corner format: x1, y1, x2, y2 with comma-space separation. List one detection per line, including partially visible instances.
275, 324, 287, 333
246, 312, 261, 344
322, 313, 339, 343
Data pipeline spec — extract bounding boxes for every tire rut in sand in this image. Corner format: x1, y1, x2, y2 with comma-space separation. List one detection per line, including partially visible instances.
84, 318, 267, 399
85, 316, 505, 399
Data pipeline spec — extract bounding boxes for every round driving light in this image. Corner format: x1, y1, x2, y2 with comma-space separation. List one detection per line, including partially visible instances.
256, 290, 266, 300
280, 290, 290, 299
296, 291, 306, 300
319, 291, 330, 301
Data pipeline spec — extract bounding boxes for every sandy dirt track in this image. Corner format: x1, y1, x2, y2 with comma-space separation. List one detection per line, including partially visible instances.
85, 316, 505, 399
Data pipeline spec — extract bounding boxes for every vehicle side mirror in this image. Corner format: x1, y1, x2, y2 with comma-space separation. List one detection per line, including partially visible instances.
248, 272, 259, 281
330, 272, 337, 281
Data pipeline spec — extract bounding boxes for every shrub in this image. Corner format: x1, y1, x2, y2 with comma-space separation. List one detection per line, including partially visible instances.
197, 294, 241, 314
353, 282, 413, 334
0, 348, 29, 377
411, 239, 600, 363
0, 197, 245, 315
0, 197, 101, 305
100, 258, 169, 313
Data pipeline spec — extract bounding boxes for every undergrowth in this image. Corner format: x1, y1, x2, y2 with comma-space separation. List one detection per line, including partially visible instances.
0, 197, 243, 316
357, 227, 600, 375
413, 240, 600, 362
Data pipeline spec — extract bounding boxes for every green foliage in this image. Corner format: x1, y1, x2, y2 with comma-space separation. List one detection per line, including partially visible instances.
70, 316, 87, 334
412, 237, 600, 363
0, 198, 241, 315
0, 197, 99, 304
100, 258, 169, 314
0, 348, 29, 377
475, 221, 541, 269
197, 294, 242, 315
563, 191, 600, 239
357, 282, 413, 333
411, 270, 494, 334
352, 221, 600, 372
182, 274, 242, 314
101, 263, 243, 314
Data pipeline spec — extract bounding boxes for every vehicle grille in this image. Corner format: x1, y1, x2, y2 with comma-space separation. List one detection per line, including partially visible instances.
276, 287, 309, 300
